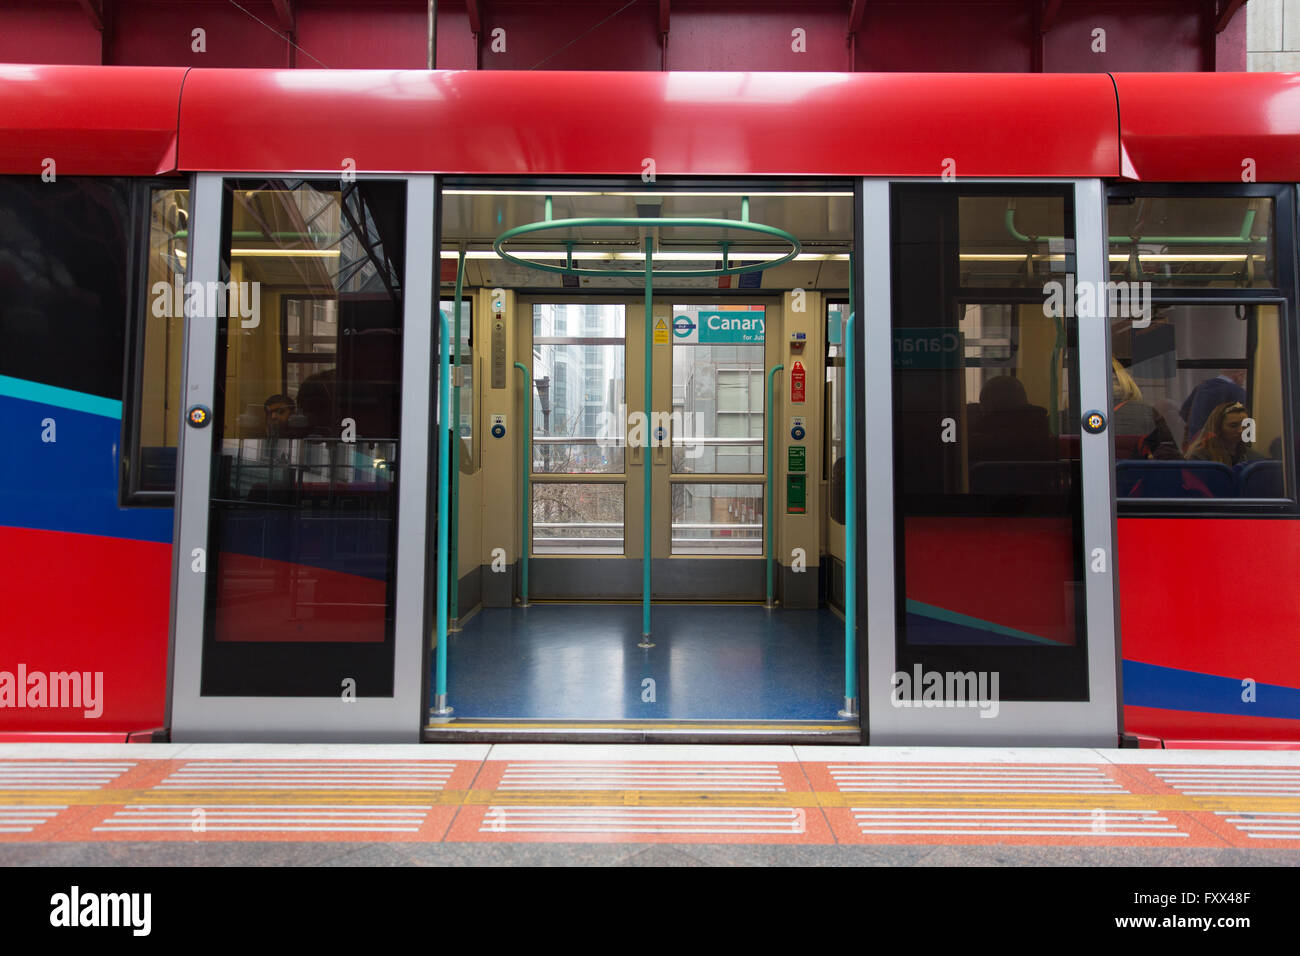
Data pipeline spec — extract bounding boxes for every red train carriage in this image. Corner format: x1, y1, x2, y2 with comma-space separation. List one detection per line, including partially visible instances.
1, 65, 1298, 745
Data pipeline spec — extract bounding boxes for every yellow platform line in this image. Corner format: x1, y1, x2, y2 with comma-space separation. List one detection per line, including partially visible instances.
2, 789, 1300, 813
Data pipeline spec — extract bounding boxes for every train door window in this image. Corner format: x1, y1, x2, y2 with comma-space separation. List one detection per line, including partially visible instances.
531, 303, 626, 555
439, 298, 473, 469
669, 304, 765, 555
891, 185, 1088, 701
124, 184, 189, 501
199, 179, 407, 696
1106, 187, 1295, 507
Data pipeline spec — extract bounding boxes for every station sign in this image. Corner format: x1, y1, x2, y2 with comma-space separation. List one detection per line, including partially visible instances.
672, 309, 765, 344
893, 328, 963, 369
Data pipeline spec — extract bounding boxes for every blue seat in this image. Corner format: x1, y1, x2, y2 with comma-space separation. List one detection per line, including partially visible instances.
1116, 460, 1236, 498
1238, 459, 1285, 498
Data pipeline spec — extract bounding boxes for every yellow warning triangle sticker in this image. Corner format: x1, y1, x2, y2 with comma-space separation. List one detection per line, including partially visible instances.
655, 318, 667, 331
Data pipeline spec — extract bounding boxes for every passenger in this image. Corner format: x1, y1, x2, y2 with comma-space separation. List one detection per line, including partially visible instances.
967, 375, 1051, 462
1111, 359, 1180, 460
1186, 401, 1264, 467
263, 393, 295, 438
1180, 368, 1246, 447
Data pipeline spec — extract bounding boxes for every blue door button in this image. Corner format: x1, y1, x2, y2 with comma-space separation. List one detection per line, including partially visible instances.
791, 426, 805, 441
491, 423, 506, 439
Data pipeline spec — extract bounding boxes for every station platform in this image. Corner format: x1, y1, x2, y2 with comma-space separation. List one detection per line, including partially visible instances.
1, 744, 1298, 866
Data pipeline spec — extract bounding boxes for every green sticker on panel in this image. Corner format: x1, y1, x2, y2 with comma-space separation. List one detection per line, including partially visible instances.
786, 474, 806, 514
788, 445, 806, 473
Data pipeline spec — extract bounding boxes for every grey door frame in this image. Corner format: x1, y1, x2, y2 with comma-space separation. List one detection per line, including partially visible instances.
167, 172, 437, 742
862, 177, 1122, 746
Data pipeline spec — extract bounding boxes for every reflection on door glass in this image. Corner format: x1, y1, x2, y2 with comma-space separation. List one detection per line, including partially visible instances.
133, 186, 190, 493
533, 483, 624, 554
671, 483, 763, 555
201, 179, 406, 697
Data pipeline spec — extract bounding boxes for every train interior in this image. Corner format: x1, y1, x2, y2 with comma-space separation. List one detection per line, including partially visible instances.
432, 182, 856, 732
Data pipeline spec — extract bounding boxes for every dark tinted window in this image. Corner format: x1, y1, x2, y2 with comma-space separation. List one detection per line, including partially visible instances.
0, 177, 130, 399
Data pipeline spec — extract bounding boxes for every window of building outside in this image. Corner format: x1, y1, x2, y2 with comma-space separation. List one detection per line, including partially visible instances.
531, 303, 626, 554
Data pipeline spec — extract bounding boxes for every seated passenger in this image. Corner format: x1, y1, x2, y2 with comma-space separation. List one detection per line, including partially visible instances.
1111, 359, 1180, 460
1186, 401, 1265, 467
967, 375, 1051, 463
1181, 368, 1246, 448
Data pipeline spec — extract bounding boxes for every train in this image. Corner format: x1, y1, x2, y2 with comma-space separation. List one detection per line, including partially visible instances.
1, 64, 1298, 746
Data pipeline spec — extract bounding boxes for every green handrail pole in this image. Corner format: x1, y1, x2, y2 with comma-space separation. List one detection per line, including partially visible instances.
840, 262, 859, 719
514, 362, 531, 606
448, 250, 466, 627
765, 364, 784, 608
432, 310, 453, 718
638, 237, 654, 646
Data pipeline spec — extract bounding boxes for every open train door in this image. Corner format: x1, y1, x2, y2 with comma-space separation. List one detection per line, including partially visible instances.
861, 179, 1122, 745
165, 174, 438, 741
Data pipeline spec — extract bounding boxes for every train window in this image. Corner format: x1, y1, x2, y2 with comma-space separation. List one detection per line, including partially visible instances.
670, 304, 765, 475
1112, 303, 1289, 500
124, 184, 188, 502
439, 298, 473, 468
958, 195, 1070, 289
531, 303, 625, 474
890, 184, 1088, 701
671, 483, 763, 555
826, 303, 846, 525
1108, 195, 1275, 289
532, 483, 624, 555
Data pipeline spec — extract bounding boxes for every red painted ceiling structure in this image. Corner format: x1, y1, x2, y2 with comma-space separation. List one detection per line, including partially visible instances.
0, 1, 1247, 74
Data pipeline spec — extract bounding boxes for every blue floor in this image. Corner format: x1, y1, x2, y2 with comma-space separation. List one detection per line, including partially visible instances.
440, 604, 848, 721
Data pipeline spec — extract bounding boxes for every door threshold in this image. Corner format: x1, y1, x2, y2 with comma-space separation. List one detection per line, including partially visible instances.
423, 718, 860, 744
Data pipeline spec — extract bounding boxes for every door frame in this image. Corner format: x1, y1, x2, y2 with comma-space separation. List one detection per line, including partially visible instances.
166, 172, 436, 742
862, 177, 1122, 746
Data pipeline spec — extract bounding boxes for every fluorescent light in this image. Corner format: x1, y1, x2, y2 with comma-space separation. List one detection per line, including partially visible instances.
231, 249, 341, 258
442, 189, 853, 198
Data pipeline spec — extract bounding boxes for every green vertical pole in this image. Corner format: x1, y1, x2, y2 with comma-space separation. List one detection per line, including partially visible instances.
765, 364, 783, 608
514, 362, 531, 606
432, 309, 452, 718
840, 252, 859, 720
448, 251, 466, 627
639, 237, 654, 646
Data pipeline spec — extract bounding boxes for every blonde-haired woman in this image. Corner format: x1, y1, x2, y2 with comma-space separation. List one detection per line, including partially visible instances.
1111, 358, 1180, 459
1186, 401, 1262, 467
